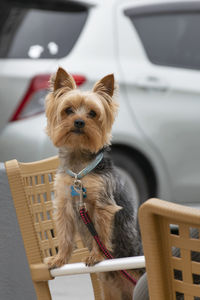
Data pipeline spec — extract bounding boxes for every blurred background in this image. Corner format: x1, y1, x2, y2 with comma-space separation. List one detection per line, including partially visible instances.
1, 0, 200, 208
0, 0, 200, 298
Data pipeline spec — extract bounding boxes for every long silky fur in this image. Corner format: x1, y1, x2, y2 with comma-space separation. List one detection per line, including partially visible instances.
45, 68, 143, 300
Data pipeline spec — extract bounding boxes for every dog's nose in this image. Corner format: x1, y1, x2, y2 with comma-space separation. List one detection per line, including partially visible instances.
74, 119, 85, 128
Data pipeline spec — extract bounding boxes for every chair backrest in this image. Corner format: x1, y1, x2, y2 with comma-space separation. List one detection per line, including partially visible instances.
139, 198, 200, 300
5, 157, 101, 300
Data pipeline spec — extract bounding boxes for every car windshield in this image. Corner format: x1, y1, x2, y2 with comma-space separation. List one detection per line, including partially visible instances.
0, 1, 89, 59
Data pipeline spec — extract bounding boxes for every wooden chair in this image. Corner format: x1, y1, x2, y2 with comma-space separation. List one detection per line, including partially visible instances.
5, 156, 145, 300
139, 198, 200, 300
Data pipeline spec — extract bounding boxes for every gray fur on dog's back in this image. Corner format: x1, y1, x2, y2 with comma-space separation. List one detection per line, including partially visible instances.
93, 151, 143, 258
111, 168, 143, 258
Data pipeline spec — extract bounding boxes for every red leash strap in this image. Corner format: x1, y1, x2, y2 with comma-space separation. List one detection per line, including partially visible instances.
79, 207, 137, 285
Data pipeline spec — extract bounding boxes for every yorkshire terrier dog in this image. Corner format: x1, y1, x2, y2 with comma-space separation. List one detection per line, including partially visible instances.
45, 67, 143, 299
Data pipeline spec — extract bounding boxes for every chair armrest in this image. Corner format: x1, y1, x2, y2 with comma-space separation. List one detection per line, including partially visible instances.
30, 263, 54, 281
50, 256, 145, 277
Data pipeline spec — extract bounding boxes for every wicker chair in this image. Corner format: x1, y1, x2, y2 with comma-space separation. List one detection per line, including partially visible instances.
5, 156, 145, 300
5, 156, 102, 299
139, 198, 200, 300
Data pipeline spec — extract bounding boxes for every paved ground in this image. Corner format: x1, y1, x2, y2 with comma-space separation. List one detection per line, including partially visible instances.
49, 274, 94, 300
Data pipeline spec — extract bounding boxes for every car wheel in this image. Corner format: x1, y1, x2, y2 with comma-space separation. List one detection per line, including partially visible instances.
111, 150, 150, 206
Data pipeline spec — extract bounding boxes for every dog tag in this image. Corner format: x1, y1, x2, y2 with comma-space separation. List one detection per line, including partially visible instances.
71, 185, 87, 198
71, 185, 80, 197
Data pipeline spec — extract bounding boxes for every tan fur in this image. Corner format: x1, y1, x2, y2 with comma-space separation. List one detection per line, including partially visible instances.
46, 172, 121, 267
45, 68, 118, 153
45, 68, 139, 299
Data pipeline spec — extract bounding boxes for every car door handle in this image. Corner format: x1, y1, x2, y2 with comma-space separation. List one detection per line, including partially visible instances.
134, 76, 168, 92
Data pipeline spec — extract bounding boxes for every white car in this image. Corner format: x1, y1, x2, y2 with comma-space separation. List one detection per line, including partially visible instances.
0, 0, 200, 207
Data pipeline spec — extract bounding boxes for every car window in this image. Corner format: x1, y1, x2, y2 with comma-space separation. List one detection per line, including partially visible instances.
0, 2, 89, 59
125, 10, 200, 70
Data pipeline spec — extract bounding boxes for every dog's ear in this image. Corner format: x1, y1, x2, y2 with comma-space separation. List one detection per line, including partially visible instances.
93, 74, 115, 97
50, 67, 76, 92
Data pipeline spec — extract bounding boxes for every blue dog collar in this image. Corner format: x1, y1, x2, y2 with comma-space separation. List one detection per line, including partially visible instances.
66, 152, 104, 179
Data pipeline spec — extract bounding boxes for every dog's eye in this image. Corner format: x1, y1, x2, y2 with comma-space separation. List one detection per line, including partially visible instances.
88, 110, 96, 118
65, 107, 73, 115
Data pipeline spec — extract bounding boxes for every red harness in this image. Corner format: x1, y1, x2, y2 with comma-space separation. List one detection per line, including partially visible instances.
66, 153, 138, 286
79, 207, 137, 285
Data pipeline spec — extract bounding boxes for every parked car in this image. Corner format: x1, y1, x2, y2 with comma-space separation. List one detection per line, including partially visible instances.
0, 0, 200, 207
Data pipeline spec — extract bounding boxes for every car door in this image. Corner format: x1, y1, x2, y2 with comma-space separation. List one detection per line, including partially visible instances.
117, 0, 200, 206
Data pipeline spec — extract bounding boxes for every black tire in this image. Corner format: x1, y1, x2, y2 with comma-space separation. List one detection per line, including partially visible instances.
111, 149, 150, 205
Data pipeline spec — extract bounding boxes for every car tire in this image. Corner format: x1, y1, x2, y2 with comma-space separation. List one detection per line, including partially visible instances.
111, 149, 150, 206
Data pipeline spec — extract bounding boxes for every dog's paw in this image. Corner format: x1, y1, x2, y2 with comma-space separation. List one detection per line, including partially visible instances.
45, 255, 67, 269
85, 253, 104, 266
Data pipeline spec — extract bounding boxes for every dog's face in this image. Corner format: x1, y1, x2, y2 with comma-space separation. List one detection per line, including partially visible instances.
45, 68, 118, 153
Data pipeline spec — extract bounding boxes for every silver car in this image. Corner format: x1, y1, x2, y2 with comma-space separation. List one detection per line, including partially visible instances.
0, 0, 200, 207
